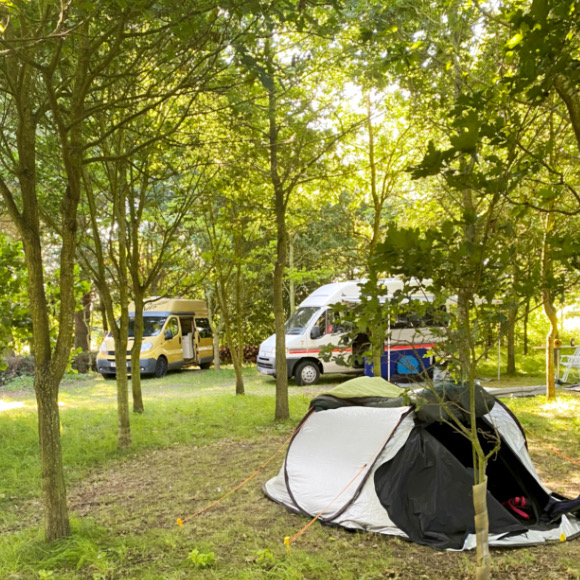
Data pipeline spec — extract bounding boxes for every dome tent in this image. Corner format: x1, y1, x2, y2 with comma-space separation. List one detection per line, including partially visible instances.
263, 376, 580, 550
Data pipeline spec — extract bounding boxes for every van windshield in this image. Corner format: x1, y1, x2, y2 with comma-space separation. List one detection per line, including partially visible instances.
128, 316, 167, 338
285, 307, 319, 335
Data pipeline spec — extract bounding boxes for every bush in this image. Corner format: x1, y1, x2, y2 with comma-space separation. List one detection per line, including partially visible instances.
218, 345, 259, 364
71, 352, 97, 374
0, 356, 35, 384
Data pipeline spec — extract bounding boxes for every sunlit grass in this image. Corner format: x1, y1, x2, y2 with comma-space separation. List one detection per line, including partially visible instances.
0, 400, 26, 412
1, 367, 579, 578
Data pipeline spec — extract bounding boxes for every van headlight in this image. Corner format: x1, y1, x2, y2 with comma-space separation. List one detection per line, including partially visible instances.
141, 342, 153, 353
99, 341, 107, 355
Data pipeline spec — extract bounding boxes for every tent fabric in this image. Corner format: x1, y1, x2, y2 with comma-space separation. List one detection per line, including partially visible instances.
281, 406, 410, 521
413, 381, 496, 425
309, 375, 406, 412
374, 424, 528, 550
318, 376, 404, 400
264, 377, 580, 550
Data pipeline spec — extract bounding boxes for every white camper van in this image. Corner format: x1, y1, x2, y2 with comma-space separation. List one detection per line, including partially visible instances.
257, 279, 442, 386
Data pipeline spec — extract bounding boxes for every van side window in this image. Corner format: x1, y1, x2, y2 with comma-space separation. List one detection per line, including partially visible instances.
315, 312, 327, 336
196, 318, 212, 339
167, 317, 180, 338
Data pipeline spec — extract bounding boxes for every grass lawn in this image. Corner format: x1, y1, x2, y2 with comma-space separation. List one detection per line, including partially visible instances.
0, 364, 579, 579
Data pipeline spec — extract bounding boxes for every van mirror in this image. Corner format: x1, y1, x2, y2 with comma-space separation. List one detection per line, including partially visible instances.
310, 326, 321, 339
164, 330, 173, 340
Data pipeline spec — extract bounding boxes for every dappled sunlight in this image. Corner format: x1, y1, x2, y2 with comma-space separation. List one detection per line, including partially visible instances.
536, 397, 580, 419
0, 400, 25, 412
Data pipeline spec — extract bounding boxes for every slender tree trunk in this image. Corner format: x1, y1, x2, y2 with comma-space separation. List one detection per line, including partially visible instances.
541, 212, 558, 399
265, 33, 290, 420
35, 366, 70, 540
74, 290, 92, 354
554, 76, 580, 154
206, 291, 221, 371
130, 291, 145, 413
114, 161, 132, 446
288, 234, 296, 315
366, 94, 381, 252
460, 179, 491, 580
216, 280, 244, 394
506, 266, 518, 375
523, 298, 530, 356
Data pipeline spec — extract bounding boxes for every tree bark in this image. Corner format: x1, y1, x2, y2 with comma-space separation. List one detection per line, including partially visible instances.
541, 212, 558, 399
506, 305, 517, 375
74, 291, 92, 354
523, 298, 530, 356
35, 366, 70, 540
206, 291, 221, 371
216, 279, 245, 394
554, 76, 580, 155
266, 34, 290, 420
129, 291, 145, 413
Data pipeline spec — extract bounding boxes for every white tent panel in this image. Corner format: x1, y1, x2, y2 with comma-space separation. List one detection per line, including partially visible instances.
283, 407, 410, 519
485, 404, 551, 494
463, 513, 580, 549
333, 413, 416, 534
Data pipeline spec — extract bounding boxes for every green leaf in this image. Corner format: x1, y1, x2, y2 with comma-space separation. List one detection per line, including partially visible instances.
506, 32, 524, 49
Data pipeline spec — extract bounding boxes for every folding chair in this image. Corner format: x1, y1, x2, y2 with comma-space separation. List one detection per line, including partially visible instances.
559, 347, 580, 383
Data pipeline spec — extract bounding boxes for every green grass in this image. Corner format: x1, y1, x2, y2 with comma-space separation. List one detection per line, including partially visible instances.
1, 365, 579, 579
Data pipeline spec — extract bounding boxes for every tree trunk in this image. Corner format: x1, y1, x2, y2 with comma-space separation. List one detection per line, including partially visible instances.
216, 279, 244, 394
35, 366, 70, 540
541, 212, 557, 399
506, 302, 517, 374
554, 76, 580, 154
460, 177, 491, 579
288, 234, 296, 315
74, 290, 92, 354
366, 94, 381, 252
523, 299, 530, 356
543, 288, 558, 399
266, 33, 290, 420
114, 161, 133, 446
206, 291, 221, 371
130, 291, 145, 413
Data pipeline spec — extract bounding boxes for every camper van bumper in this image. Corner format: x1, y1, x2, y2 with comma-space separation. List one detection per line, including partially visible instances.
257, 356, 298, 378
96, 357, 157, 375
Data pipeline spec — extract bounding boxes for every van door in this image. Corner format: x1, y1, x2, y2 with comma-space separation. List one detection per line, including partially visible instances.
163, 316, 183, 366
310, 309, 350, 373
194, 317, 213, 363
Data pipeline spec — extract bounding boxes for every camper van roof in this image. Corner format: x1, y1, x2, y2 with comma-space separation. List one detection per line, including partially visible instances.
129, 298, 208, 317
298, 278, 432, 308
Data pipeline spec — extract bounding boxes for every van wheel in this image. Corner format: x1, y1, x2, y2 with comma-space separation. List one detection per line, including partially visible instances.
295, 361, 320, 386
154, 356, 168, 378
199, 362, 211, 370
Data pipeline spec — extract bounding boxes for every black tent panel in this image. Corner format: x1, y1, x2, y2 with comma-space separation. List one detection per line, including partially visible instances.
374, 427, 526, 550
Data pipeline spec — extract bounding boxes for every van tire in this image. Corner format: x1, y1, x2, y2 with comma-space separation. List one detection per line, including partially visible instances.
199, 362, 211, 370
295, 361, 320, 386
154, 356, 168, 378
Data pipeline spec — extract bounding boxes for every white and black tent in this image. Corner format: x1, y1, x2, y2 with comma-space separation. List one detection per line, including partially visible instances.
264, 377, 580, 550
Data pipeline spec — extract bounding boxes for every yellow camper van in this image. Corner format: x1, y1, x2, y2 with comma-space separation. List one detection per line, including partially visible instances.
96, 298, 213, 379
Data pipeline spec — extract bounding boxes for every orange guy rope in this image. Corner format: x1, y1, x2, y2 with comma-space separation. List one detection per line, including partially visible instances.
177, 431, 295, 527
285, 462, 369, 549
285, 414, 407, 549
524, 426, 580, 468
